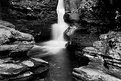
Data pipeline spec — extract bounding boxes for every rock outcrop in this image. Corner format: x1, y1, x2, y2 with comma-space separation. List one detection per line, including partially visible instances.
0, 22, 34, 58
0, 0, 58, 42
66, 28, 100, 54
64, 0, 115, 51
0, 20, 15, 28
72, 31, 121, 81
0, 20, 49, 81
64, 0, 114, 25
0, 57, 49, 81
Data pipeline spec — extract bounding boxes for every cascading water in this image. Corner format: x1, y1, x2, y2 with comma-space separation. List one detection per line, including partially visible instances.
52, 0, 68, 41
31, 1, 72, 80
41, 0, 68, 54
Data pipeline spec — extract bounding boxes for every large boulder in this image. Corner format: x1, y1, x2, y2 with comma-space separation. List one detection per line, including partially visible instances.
0, 0, 58, 42
0, 23, 35, 58
72, 31, 121, 81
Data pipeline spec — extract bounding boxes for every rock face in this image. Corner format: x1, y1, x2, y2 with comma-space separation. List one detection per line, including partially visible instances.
66, 27, 100, 53
64, 0, 115, 51
0, 21, 34, 58
0, 57, 49, 81
64, 0, 114, 25
73, 67, 121, 81
72, 31, 121, 81
0, 0, 58, 42
0, 20, 15, 28
0, 20, 49, 81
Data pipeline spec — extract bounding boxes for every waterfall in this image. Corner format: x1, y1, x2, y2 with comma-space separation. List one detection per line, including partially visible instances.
52, 0, 68, 41
40, 0, 69, 54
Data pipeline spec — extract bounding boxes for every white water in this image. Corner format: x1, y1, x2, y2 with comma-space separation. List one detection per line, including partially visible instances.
52, 0, 68, 41
40, 0, 68, 54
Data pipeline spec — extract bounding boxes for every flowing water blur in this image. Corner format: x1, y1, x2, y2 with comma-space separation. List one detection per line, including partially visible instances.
38, 0, 73, 80
43, 49, 73, 81
40, 0, 68, 54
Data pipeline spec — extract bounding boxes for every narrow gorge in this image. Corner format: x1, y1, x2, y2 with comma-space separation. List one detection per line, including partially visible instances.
0, 0, 121, 81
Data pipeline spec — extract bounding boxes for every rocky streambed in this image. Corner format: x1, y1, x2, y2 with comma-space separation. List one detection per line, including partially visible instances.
71, 31, 121, 81
1, 19, 121, 81
1, 0, 121, 81
0, 20, 49, 81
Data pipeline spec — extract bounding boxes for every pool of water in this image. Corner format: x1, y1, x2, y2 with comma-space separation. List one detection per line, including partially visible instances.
29, 43, 89, 81
41, 48, 73, 81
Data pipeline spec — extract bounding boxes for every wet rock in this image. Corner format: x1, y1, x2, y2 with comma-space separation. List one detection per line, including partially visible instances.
27, 45, 49, 58
0, 20, 15, 28
0, 57, 49, 81
72, 31, 121, 81
0, 24, 34, 58
73, 67, 121, 81
0, 0, 58, 42
64, 25, 77, 40
66, 28, 99, 53
64, 0, 116, 52
0, 20, 49, 81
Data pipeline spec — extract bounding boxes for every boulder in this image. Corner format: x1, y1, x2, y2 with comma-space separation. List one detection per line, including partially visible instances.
0, 24, 35, 58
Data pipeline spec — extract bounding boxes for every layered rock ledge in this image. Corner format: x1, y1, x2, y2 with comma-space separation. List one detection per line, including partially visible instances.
0, 20, 49, 81
72, 31, 121, 81
64, 0, 116, 52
